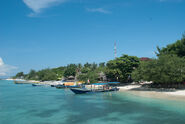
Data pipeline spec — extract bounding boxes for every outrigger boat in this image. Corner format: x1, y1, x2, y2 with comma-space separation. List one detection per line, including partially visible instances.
70, 88, 91, 94
32, 84, 43, 87
70, 82, 120, 94
70, 87, 119, 94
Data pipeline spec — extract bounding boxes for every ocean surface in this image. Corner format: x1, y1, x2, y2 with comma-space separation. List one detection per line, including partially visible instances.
0, 80, 185, 124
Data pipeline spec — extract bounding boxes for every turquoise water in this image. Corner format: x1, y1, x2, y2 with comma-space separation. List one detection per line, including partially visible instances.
0, 80, 185, 124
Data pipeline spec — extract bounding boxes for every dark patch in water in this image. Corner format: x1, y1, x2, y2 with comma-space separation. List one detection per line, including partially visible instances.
28, 109, 38, 113
20, 109, 38, 116
102, 117, 121, 122
35, 109, 60, 118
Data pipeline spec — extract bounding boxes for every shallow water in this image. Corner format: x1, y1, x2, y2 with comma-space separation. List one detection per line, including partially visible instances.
0, 80, 185, 124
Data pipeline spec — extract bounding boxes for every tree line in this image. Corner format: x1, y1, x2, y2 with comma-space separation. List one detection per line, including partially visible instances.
14, 34, 185, 86
13, 55, 140, 83
132, 34, 185, 88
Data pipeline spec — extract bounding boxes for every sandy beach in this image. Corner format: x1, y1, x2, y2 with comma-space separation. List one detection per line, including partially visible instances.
118, 85, 185, 101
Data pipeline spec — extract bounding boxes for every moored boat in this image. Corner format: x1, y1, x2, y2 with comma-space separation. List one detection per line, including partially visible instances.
32, 84, 43, 87
14, 79, 29, 84
55, 85, 66, 89
70, 87, 119, 94
70, 88, 91, 94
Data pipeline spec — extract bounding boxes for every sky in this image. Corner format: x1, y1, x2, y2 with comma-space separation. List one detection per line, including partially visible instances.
0, 0, 185, 77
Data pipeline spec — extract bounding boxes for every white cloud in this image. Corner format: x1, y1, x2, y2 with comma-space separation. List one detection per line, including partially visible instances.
86, 8, 111, 14
0, 58, 4, 66
23, 0, 67, 16
0, 57, 17, 76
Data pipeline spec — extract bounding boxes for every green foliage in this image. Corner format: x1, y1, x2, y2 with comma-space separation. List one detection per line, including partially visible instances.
106, 54, 140, 83
77, 63, 82, 73
81, 67, 90, 73
52, 66, 66, 79
84, 62, 91, 68
63, 64, 77, 78
156, 35, 185, 57
99, 62, 105, 68
132, 55, 185, 84
19, 67, 66, 81
91, 62, 98, 71
13, 72, 24, 79
36, 69, 58, 81
133, 34, 185, 85
14, 62, 106, 82
26, 69, 37, 80
77, 71, 99, 83
77, 62, 105, 83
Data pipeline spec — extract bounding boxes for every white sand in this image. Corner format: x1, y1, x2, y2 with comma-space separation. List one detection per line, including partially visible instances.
118, 85, 185, 101
164, 90, 185, 96
118, 85, 141, 90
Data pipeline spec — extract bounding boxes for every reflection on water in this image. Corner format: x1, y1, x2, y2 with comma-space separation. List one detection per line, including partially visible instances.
0, 80, 185, 124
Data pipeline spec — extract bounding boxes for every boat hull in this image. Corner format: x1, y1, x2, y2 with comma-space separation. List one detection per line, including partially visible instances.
70, 87, 119, 94
14, 81, 29, 84
70, 88, 91, 94
32, 84, 42, 87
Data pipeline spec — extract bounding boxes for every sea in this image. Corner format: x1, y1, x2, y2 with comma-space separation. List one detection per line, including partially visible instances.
0, 80, 185, 124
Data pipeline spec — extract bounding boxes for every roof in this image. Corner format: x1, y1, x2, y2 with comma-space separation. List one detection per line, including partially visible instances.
68, 76, 75, 78
140, 57, 151, 61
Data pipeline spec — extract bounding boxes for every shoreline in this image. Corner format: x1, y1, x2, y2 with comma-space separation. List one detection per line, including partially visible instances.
4, 79, 185, 101
118, 85, 185, 101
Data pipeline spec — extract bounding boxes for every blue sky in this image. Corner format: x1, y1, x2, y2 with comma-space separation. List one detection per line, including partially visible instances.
0, 0, 185, 76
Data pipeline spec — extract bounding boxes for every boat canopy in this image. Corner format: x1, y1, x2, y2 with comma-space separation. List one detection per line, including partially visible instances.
108, 82, 120, 84
92, 83, 108, 85
92, 82, 120, 85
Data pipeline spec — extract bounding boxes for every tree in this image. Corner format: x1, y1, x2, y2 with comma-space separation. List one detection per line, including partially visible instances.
26, 69, 37, 80
77, 62, 104, 83
77, 63, 82, 73
37, 69, 58, 81
84, 62, 91, 68
156, 34, 185, 57
14, 72, 24, 79
99, 62, 105, 68
77, 71, 99, 83
91, 62, 97, 71
63, 64, 77, 78
106, 54, 140, 83
132, 55, 185, 84
52, 66, 66, 80
13, 62, 107, 82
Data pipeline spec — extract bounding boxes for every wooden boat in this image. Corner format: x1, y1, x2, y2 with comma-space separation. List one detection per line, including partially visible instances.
70, 88, 91, 94
51, 84, 56, 87
32, 84, 42, 87
14, 80, 29, 84
70, 87, 119, 94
